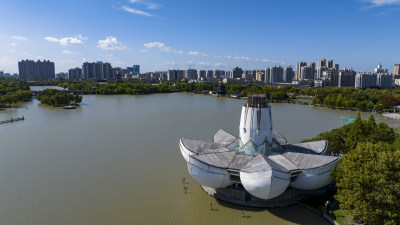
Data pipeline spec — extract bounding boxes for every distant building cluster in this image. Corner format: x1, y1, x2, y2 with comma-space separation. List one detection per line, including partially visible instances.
0, 70, 18, 77
79, 62, 140, 80
15, 59, 140, 81
292, 59, 395, 89
12, 58, 400, 89
355, 64, 393, 89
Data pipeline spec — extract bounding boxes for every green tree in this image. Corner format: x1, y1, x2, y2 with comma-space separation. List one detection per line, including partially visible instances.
332, 142, 400, 225
345, 113, 365, 150
335, 94, 343, 108
37, 89, 82, 107
367, 101, 375, 110
356, 100, 368, 111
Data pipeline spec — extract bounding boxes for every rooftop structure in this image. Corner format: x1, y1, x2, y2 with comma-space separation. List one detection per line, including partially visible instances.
179, 94, 338, 207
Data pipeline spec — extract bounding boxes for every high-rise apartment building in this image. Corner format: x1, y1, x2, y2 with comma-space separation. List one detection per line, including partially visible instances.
185, 69, 197, 80
269, 66, 283, 83
82, 62, 96, 79
318, 59, 326, 68
18, 59, 55, 80
256, 71, 265, 82
309, 62, 316, 78
377, 73, 394, 89
355, 72, 394, 89
68, 67, 82, 80
295, 62, 307, 80
167, 69, 184, 80
265, 67, 271, 83
82, 62, 112, 80
127, 65, 140, 75
338, 68, 356, 87
316, 67, 326, 79
334, 64, 339, 70
206, 70, 214, 79
213, 70, 225, 78
355, 73, 377, 89
300, 66, 314, 80
197, 70, 206, 80
322, 69, 339, 86
283, 66, 294, 83
231, 67, 243, 79
99, 62, 112, 80
394, 64, 400, 75
394, 64, 400, 79
326, 60, 333, 69
355, 64, 393, 89
242, 70, 254, 81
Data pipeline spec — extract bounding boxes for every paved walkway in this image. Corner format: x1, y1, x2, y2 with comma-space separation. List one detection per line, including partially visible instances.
382, 113, 400, 119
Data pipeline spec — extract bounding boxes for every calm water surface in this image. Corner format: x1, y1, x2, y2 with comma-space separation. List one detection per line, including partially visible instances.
0, 90, 396, 224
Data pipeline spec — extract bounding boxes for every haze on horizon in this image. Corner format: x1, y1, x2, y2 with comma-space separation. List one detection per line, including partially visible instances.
0, 0, 399, 74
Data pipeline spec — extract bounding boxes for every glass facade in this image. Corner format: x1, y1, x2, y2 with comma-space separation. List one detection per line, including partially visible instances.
227, 138, 283, 156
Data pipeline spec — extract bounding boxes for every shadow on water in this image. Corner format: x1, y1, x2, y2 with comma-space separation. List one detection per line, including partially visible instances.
216, 199, 329, 225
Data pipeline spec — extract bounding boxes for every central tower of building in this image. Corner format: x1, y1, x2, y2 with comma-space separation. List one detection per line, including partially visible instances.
239, 94, 273, 147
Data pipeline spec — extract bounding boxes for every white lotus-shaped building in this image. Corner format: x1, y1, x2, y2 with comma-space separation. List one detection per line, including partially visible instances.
179, 94, 338, 206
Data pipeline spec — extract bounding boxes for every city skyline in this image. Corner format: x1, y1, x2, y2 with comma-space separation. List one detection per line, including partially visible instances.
1, 0, 400, 73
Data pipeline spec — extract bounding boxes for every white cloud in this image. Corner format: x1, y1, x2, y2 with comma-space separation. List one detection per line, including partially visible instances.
44, 35, 85, 46
365, 0, 400, 7
44, 37, 59, 42
9, 43, 17, 47
198, 62, 209, 66
188, 51, 207, 56
97, 36, 127, 50
122, 6, 152, 16
56, 59, 76, 66
146, 3, 161, 9
262, 59, 274, 63
144, 41, 182, 53
111, 60, 127, 67
144, 41, 165, 48
75, 34, 88, 40
9, 49, 15, 53
140, 49, 149, 52
23, 52, 32, 57
214, 63, 227, 67
62, 50, 80, 55
233, 56, 251, 61
188, 51, 200, 56
129, 0, 161, 9
0, 56, 13, 65
161, 61, 176, 66
11, 36, 28, 41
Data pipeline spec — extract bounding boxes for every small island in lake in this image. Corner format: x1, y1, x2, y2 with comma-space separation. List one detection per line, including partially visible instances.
37, 89, 82, 107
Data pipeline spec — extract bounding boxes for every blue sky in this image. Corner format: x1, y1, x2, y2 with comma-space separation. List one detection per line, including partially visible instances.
1, 0, 400, 73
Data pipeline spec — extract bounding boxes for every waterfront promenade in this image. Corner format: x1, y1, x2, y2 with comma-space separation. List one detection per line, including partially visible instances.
382, 113, 400, 119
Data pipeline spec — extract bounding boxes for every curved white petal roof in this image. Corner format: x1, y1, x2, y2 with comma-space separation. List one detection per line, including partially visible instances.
179, 100, 339, 200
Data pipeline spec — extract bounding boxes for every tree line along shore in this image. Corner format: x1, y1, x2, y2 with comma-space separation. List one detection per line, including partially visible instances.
60, 80, 400, 112
3, 78, 400, 112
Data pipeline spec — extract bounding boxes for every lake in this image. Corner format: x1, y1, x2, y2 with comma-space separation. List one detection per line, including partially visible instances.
0, 90, 395, 224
